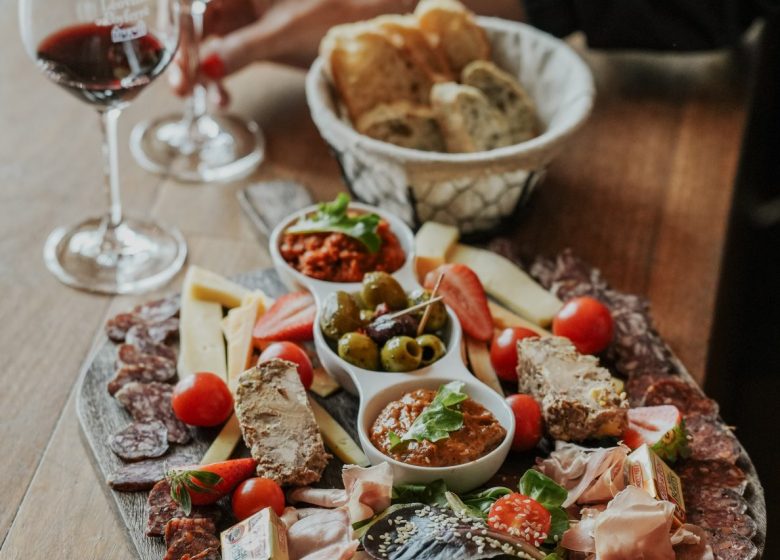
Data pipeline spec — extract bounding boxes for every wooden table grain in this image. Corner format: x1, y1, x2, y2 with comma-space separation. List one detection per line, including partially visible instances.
0, 0, 750, 555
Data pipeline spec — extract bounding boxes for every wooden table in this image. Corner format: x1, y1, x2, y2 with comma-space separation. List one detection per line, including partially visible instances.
0, 1, 750, 555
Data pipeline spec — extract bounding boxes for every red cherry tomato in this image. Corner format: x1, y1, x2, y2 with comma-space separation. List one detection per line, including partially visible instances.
232, 477, 286, 520
506, 393, 543, 452
490, 327, 539, 382
172, 372, 233, 427
552, 296, 614, 355
258, 342, 313, 389
488, 493, 551, 546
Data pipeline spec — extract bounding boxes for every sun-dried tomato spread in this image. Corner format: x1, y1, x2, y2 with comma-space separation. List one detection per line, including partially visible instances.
370, 389, 506, 467
280, 220, 405, 283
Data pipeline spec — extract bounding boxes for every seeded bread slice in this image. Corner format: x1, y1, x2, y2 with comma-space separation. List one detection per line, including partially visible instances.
356, 101, 445, 152
323, 26, 434, 122
462, 60, 539, 144
415, 0, 491, 73
431, 82, 512, 153
372, 14, 454, 82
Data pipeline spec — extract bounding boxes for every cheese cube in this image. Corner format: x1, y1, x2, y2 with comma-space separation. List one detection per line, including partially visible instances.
221, 507, 289, 560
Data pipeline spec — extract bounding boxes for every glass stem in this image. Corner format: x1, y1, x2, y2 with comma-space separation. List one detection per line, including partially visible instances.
99, 107, 123, 229
184, 0, 209, 129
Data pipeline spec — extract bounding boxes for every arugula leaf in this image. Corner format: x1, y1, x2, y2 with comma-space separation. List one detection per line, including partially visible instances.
285, 193, 382, 253
392, 479, 449, 507
390, 381, 468, 449
518, 470, 570, 545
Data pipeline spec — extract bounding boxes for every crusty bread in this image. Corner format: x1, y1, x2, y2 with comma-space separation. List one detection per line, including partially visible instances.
372, 15, 454, 83
325, 26, 434, 122
356, 101, 445, 152
462, 60, 539, 143
415, 0, 491, 73
431, 82, 513, 153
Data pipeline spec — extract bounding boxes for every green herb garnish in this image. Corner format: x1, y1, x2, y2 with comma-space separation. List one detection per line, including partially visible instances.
166, 468, 223, 516
518, 470, 570, 545
388, 381, 468, 450
285, 193, 382, 253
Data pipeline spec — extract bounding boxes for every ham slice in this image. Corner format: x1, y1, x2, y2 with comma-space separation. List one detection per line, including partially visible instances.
287, 509, 358, 560
288, 487, 348, 508
536, 442, 628, 507
343, 463, 393, 524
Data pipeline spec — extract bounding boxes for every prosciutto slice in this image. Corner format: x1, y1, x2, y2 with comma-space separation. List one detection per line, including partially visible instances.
342, 463, 393, 524
536, 442, 628, 507
287, 509, 358, 560
288, 487, 348, 508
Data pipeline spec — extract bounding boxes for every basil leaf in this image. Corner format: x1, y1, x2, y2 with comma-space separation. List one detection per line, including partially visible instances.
285, 193, 382, 253
519, 470, 568, 509
545, 507, 569, 546
460, 486, 513, 517
390, 381, 468, 449
392, 479, 449, 507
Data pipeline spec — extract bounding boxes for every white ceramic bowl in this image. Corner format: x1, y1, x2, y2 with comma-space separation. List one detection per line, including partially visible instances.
305, 17, 595, 236
269, 202, 514, 491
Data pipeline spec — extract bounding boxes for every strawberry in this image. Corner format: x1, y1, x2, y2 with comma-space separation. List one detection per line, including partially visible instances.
167, 458, 257, 514
424, 264, 493, 342
623, 405, 691, 463
253, 291, 316, 343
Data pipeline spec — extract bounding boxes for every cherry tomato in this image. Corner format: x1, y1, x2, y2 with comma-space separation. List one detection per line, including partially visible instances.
232, 477, 286, 520
552, 296, 614, 355
506, 393, 543, 452
172, 372, 233, 427
490, 327, 539, 382
258, 341, 313, 389
488, 493, 551, 546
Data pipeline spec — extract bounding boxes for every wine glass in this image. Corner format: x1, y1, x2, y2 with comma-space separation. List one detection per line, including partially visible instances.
130, 0, 265, 183
19, 0, 187, 294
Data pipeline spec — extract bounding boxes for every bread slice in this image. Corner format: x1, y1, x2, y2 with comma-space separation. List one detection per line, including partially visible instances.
356, 101, 445, 152
372, 14, 454, 82
431, 82, 513, 153
462, 60, 539, 143
323, 25, 434, 122
415, 0, 491, 73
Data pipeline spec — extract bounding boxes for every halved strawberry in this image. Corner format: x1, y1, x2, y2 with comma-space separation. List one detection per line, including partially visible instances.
624, 405, 690, 463
167, 458, 257, 514
253, 291, 315, 344
424, 264, 493, 341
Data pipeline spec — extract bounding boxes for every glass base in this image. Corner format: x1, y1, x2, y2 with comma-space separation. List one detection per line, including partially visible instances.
130, 113, 265, 183
43, 217, 187, 295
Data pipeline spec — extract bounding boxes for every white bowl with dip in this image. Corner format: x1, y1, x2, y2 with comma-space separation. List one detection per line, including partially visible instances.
270, 201, 514, 492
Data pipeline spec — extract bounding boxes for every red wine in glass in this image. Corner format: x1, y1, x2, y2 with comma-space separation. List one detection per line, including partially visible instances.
37, 23, 173, 107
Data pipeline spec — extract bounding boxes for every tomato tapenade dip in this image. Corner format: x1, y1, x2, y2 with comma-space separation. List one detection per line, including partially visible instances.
281, 220, 405, 283
370, 388, 506, 467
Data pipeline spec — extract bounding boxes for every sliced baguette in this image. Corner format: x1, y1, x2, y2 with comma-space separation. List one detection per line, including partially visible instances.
431, 82, 513, 153
462, 60, 539, 143
415, 0, 491, 73
356, 101, 445, 152
372, 14, 454, 82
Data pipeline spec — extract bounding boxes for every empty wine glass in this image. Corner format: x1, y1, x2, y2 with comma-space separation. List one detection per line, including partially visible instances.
20, 0, 187, 294
130, 0, 265, 183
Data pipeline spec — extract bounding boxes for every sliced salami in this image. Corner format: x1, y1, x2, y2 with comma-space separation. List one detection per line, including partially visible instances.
183, 548, 221, 560
164, 517, 216, 545
105, 312, 142, 343
684, 486, 747, 517
705, 531, 758, 560
114, 382, 191, 444
116, 344, 176, 371
625, 369, 673, 406
107, 363, 177, 395
126, 325, 177, 361
108, 420, 169, 461
107, 451, 199, 492
677, 459, 748, 493
643, 378, 719, 418
135, 297, 180, 323
146, 480, 221, 537
685, 414, 741, 464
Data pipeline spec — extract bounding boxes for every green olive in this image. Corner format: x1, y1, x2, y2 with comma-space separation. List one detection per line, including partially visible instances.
408, 289, 448, 332
320, 291, 363, 340
362, 272, 407, 310
338, 332, 380, 370
380, 336, 422, 372
416, 334, 447, 366
359, 309, 376, 323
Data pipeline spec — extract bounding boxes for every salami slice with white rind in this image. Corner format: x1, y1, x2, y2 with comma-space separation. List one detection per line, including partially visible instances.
109, 420, 169, 461
134, 297, 180, 323
126, 326, 177, 361
107, 363, 177, 395
116, 344, 176, 371
105, 313, 143, 343
115, 382, 191, 444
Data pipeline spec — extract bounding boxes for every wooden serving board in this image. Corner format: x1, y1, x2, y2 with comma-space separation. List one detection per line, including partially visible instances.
76, 268, 767, 559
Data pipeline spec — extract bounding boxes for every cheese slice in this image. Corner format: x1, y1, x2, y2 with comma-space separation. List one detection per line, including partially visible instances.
308, 398, 370, 467
448, 244, 563, 326
186, 265, 250, 309
222, 291, 269, 387
488, 301, 551, 337
201, 414, 242, 465
465, 336, 504, 396
310, 367, 341, 398
178, 268, 227, 379
414, 221, 459, 281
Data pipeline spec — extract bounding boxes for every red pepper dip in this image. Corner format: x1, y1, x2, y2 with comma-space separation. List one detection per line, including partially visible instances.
280, 220, 405, 282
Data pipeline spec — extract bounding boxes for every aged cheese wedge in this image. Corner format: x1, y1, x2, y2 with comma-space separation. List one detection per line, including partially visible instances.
201, 415, 242, 465
308, 397, 370, 467
448, 244, 563, 326
414, 221, 459, 281
178, 268, 227, 379
489, 301, 551, 337
465, 336, 503, 396
186, 265, 250, 309
310, 367, 341, 398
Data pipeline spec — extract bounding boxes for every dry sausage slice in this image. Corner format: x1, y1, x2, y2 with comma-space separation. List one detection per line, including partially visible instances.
145, 480, 221, 538
114, 382, 191, 444
105, 313, 142, 342
643, 378, 719, 417
686, 414, 741, 464
126, 325, 177, 361
108, 420, 169, 461
107, 363, 177, 395
135, 297, 180, 323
